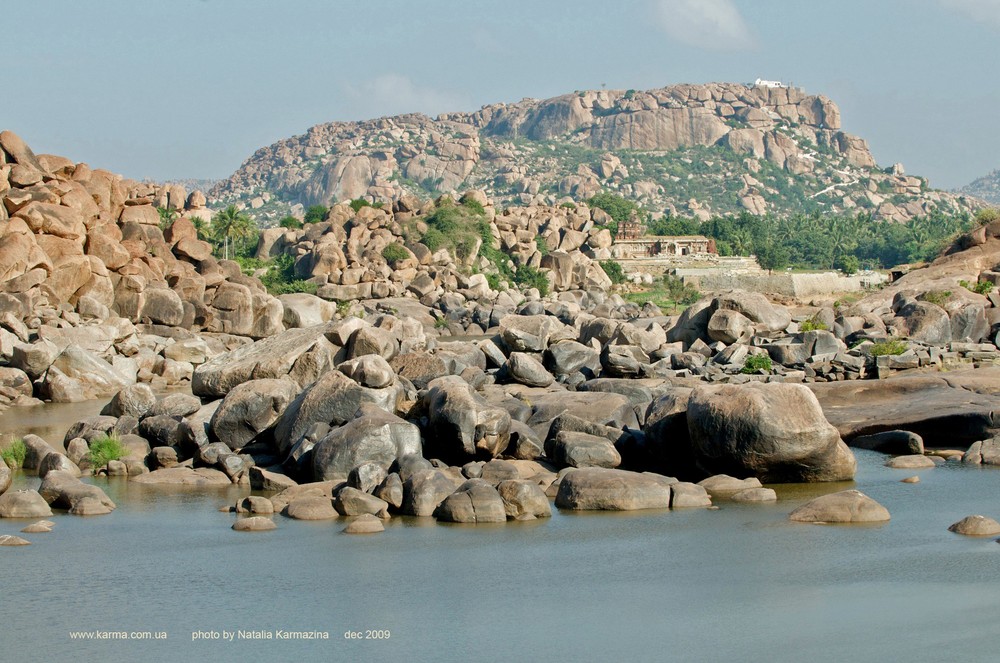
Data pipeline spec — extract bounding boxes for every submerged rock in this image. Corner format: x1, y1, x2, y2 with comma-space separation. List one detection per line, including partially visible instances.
948, 515, 1000, 536
788, 490, 889, 524
233, 516, 276, 532
343, 514, 385, 534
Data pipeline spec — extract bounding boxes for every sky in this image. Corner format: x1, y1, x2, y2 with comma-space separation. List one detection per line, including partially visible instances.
5, 0, 1000, 189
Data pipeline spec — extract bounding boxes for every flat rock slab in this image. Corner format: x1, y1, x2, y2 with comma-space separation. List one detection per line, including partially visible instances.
789, 489, 890, 524
233, 516, 276, 532
885, 455, 936, 469
948, 515, 1000, 536
130, 467, 232, 486
810, 369, 1000, 446
732, 487, 777, 503
555, 468, 671, 511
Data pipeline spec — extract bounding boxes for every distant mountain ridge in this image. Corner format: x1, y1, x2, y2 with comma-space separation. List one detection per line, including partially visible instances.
957, 169, 1000, 205
211, 82, 977, 224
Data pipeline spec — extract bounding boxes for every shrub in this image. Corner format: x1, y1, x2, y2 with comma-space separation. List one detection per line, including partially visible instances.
514, 265, 550, 296
959, 279, 993, 295
975, 208, 1000, 226
303, 205, 328, 224
870, 339, 908, 357
835, 254, 860, 275
560, 202, 577, 210
535, 235, 550, 256
461, 198, 486, 216
921, 290, 952, 306
741, 354, 773, 374
381, 243, 410, 263
799, 315, 829, 332
599, 259, 626, 284
349, 198, 372, 213
434, 317, 449, 329
1, 439, 27, 469
421, 228, 446, 252
279, 216, 303, 229
87, 434, 127, 468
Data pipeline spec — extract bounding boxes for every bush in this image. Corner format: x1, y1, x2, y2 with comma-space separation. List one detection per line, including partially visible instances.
1, 439, 27, 469
741, 354, 773, 374
799, 315, 829, 332
514, 265, 550, 296
835, 254, 860, 275
535, 235, 550, 256
560, 202, 577, 210
381, 244, 410, 263
87, 434, 127, 468
921, 290, 952, 306
349, 198, 372, 213
279, 216, 303, 229
975, 208, 1000, 226
420, 228, 446, 252
959, 279, 993, 295
303, 205, 328, 224
599, 259, 626, 284
461, 198, 486, 216
870, 339, 908, 357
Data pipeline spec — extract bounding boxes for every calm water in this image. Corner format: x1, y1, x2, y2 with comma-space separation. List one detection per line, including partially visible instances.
2, 406, 1000, 662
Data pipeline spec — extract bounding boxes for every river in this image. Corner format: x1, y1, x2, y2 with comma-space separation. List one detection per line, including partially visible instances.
2, 403, 999, 662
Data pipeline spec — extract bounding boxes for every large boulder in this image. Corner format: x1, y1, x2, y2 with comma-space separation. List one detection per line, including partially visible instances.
788, 490, 890, 523
38, 471, 116, 513
402, 469, 462, 517
546, 431, 621, 468
41, 345, 133, 402
687, 382, 856, 482
555, 468, 672, 511
274, 370, 403, 456
503, 352, 554, 388
0, 462, 10, 495
497, 480, 552, 519
103, 384, 157, 419
435, 479, 507, 523
0, 489, 53, 518
192, 322, 340, 398
209, 378, 300, 450
499, 314, 571, 352
423, 376, 511, 463
311, 406, 422, 481
714, 291, 791, 334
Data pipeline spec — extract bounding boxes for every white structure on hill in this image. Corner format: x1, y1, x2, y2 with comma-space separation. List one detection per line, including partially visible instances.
753, 78, 787, 89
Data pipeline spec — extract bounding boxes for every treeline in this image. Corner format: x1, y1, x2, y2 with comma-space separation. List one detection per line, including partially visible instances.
586, 192, 978, 273
648, 211, 975, 272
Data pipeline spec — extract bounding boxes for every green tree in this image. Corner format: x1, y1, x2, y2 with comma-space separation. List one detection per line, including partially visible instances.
304, 205, 329, 224
211, 206, 256, 261
279, 215, 303, 229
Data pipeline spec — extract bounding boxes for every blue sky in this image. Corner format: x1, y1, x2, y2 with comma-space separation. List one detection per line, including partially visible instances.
6, 0, 1000, 189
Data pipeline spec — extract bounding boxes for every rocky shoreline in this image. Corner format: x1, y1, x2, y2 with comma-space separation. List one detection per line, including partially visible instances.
3, 131, 1000, 537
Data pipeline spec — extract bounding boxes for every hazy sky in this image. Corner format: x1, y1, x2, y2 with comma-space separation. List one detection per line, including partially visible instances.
6, 0, 1000, 189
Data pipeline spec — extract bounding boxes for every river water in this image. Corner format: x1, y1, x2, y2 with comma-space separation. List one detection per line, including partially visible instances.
2, 403, 1000, 662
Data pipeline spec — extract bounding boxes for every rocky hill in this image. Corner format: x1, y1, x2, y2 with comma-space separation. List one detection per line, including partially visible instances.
211, 82, 977, 224
957, 169, 1000, 205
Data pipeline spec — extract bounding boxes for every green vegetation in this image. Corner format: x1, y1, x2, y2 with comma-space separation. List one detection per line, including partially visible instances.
335, 300, 352, 318
303, 205, 329, 224
279, 215, 303, 229
586, 192, 647, 236
870, 339, 908, 357
434, 316, 449, 329
381, 243, 410, 263
921, 290, 952, 306
86, 434, 128, 468
599, 259, 626, 284
211, 206, 257, 260
157, 206, 178, 230
959, 279, 993, 295
1, 438, 27, 469
560, 202, 577, 210
658, 210, 974, 271
741, 354, 773, 374
461, 198, 486, 216
799, 315, 829, 332
624, 274, 700, 312
348, 198, 383, 213
975, 208, 1000, 226
534, 235, 550, 256
257, 254, 317, 296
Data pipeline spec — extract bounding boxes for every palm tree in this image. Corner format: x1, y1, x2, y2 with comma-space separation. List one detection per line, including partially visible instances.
211, 206, 255, 260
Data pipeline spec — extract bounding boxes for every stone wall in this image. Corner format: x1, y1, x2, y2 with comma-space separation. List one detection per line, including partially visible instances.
689, 271, 887, 298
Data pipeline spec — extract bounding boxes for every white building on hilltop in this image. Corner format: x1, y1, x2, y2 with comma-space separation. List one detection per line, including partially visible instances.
753, 78, 787, 88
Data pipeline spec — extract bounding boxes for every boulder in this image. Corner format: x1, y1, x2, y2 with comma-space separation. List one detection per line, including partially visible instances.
697, 474, 763, 497
423, 376, 511, 463
209, 378, 300, 450
731, 487, 778, 502
130, 466, 231, 485
555, 468, 671, 511
497, 480, 552, 519
333, 487, 389, 516
0, 462, 9, 495
42, 345, 132, 402
670, 481, 712, 508
337, 354, 396, 389
342, 514, 385, 534
103, 384, 157, 419
714, 291, 791, 334
504, 352, 554, 388
374, 472, 404, 509
788, 490, 890, 523
311, 406, 421, 481
849, 430, 924, 455
707, 309, 754, 344
435, 479, 507, 523
0, 535, 31, 546
192, 322, 339, 398
0, 489, 53, 518
547, 431, 621, 468
948, 515, 1000, 536
401, 469, 461, 517
285, 496, 338, 520
964, 437, 1000, 466
499, 314, 570, 352
233, 516, 276, 532
37, 452, 81, 479
347, 462, 389, 494
687, 382, 856, 482
885, 455, 935, 469
274, 369, 403, 456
